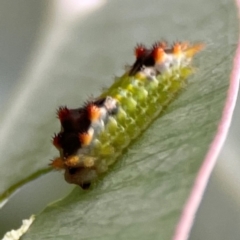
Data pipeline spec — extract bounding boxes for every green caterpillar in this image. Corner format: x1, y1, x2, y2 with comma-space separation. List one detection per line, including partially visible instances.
51, 41, 203, 189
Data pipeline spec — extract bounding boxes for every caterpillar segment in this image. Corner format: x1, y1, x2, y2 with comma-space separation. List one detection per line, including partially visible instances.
50, 41, 203, 189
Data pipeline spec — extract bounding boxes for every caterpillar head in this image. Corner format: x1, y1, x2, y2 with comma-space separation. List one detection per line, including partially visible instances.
64, 166, 97, 189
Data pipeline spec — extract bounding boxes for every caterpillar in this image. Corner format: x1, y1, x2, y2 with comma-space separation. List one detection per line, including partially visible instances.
50, 41, 203, 189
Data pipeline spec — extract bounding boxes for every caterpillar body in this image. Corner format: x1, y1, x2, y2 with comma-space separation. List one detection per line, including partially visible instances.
51, 41, 203, 189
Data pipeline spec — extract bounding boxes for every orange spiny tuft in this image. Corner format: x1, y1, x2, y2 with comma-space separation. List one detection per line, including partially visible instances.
79, 128, 94, 147
173, 42, 182, 56
65, 155, 80, 167
179, 42, 189, 51
52, 133, 61, 149
152, 45, 166, 63
185, 43, 205, 58
134, 44, 147, 58
87, 104, 101, 122
50, 157, 65, 170
57, 106, 70, 121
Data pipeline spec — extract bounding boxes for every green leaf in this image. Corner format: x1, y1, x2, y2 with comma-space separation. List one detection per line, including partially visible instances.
0, 0, 238, 239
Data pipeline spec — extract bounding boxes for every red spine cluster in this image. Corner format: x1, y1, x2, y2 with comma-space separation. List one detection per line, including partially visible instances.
54, 100, 106, 157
